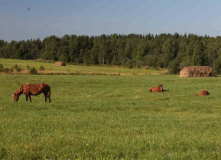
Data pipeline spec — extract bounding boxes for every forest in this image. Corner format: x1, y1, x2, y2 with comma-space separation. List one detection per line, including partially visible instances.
1, 33, 221, 73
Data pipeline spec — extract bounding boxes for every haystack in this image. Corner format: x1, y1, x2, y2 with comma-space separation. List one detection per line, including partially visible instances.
179, 66, 214, 77
54, 61, 66, 66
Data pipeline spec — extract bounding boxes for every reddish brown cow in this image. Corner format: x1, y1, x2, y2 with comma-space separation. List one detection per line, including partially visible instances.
149, 84, 164, 92
12, 83, 51, 102
195, 90, 209, 96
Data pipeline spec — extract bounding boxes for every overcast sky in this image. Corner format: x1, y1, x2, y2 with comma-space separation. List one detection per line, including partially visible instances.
1, 0, 221, 41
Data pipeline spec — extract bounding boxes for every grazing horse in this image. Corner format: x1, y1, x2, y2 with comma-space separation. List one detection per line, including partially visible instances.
13, 83, 51, 102
149, 84, 164, 92
195, 90, 209, 96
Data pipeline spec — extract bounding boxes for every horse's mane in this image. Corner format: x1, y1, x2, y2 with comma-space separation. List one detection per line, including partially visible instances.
15, 83, 29, 95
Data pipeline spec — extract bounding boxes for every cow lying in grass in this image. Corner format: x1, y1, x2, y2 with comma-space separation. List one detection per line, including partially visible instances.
149, 84, 164, 92
13, 83, 51, 102
195, 90, 209, 96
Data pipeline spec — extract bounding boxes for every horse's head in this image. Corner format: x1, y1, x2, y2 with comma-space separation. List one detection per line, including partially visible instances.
159, 84, 163, 91
12, 94, 19, 102
13, 86, 23, 102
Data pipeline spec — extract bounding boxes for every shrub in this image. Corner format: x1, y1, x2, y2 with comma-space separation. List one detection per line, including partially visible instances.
16, 67, 21, 72
3, 68, 9, 73
168, 59, 181, 74
9, 68, 13, 73
26, 65, 30, 70
0, 64, 3, 72
12, 64, 21, 72
12, 64, 18, 69
29, 67, 38, 74
39, 66, 45, 71
126, 61, 135, 69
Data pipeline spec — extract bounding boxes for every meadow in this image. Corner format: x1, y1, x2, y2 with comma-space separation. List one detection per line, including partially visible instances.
0, 58, 167, 76
1, 59, 221, 159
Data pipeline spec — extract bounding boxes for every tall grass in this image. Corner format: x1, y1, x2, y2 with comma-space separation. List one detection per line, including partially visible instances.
1, 74, 221, 159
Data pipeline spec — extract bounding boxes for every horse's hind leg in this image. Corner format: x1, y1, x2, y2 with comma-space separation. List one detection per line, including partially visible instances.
26, 95, 28, 102
47, 92, 51, 103
28, 95, 32, 102
48, 96, 51, 103
44, 92, 51, 102
44, 93, 47, 102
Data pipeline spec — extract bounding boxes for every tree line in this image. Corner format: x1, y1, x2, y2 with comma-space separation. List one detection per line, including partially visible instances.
1, 33, 221, 73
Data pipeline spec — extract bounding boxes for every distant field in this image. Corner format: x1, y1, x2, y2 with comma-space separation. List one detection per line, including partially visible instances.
0, 58, 168, 75
1, 72, 221, 159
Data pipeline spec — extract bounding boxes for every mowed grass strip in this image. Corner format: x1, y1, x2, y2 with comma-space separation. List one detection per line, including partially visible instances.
1, 74, 221, 159
0, 58, 167, 75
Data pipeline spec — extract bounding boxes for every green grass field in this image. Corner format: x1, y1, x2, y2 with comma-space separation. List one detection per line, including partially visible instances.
1, 59, 221, 159
0, 58, 167, 75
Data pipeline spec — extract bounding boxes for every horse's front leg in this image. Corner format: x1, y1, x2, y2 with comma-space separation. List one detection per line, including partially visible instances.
26, 95, 28, 102
28, 95, 32, 102
44, 94, 47, 102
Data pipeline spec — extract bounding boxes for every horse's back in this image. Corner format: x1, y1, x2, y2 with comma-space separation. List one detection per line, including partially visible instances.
196, 90, 209, 96
37, 83, 50, 92
23, 83, 50, 95
149, 87, 161, 92
149, 84, 163, 92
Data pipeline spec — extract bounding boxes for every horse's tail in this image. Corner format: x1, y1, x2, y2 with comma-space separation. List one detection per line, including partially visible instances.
47, 85, 51, 96
43, 84, 51, 96
48, 85, 51, 102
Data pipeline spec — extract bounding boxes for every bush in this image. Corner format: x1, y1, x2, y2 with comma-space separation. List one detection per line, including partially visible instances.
39, 66, 45, 71
168, 59, 181, 74
126, 60, 135, 69
9, 68, 13, 73
12, 64, 18, 69
12, 64, 21, 72
0, 64, 3, 72
29, 67, 38, 74
16, 67, 21, 72
3, 68, 9, 73
26, 65, 30, 70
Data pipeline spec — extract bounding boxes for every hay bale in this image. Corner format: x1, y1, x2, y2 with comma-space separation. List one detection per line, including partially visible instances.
54, 61, 66, 66
142, 66, 150, 70
179, 66, 214, 77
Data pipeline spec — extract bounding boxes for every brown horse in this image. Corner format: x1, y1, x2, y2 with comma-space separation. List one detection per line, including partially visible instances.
195, 90, 209, 96
13, 83, 51, 102
149, 84, 164, 92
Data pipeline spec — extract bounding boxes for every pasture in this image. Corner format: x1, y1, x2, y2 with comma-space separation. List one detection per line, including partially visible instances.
1, 61, 221, 159
0, 58, 167, 75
